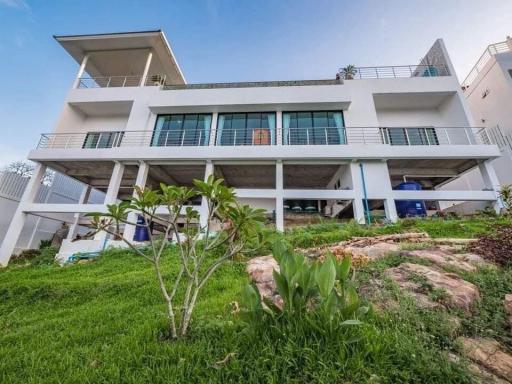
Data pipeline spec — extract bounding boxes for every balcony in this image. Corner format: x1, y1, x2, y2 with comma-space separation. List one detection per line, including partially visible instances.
36, 127, 491, 150
351, 64, 450, 79
77, 74, 167, 88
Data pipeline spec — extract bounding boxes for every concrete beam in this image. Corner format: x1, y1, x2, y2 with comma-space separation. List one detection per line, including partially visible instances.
392, 190, 496, 201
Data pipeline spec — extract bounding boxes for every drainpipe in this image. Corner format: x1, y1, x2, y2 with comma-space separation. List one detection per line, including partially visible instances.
359, 163, 371, 224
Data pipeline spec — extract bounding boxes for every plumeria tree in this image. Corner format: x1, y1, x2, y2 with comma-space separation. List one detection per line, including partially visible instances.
87, 176, 266, 338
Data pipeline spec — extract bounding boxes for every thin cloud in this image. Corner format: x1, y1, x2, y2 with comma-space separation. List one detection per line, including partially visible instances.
0, 0, 30, 10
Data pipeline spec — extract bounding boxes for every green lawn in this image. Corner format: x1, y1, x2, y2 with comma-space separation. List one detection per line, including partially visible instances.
1, 217, 510, 383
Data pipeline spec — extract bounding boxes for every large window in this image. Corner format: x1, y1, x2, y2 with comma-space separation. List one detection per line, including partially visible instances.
283, 111, 345, 145
83, 131, 124, 149
216, 113, 276, 145
152, 114, 211, 146
383, 127, 439, 145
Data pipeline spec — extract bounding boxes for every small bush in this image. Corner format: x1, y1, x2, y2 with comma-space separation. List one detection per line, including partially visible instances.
467, 224, 512, 266
38, 239, 52, 249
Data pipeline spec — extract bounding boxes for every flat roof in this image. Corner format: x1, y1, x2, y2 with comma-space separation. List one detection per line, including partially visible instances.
54, 30, 186, 84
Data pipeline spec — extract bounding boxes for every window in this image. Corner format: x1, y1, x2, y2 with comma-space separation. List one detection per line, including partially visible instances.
383, 127, 439, 145
152, 114, 211, 146
216, 113, 276, 145
83, 131, 124, 148
282, 111, 345, 145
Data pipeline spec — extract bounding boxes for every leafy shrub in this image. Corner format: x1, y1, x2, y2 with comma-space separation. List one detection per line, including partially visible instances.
243, 240, 369, 333
11, 246, 58, 266
39, 239, 52, 249
467, 224, 512, 266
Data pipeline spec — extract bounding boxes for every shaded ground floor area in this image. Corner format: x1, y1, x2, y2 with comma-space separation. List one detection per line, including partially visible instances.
0, 157, 503, 265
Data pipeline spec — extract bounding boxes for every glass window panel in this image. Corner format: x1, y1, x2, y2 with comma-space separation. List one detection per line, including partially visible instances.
388, 128, 408, 145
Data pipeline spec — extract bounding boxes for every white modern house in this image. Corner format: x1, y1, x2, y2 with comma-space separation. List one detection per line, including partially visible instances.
0, 30, 504, 266
461, 36, 512, 185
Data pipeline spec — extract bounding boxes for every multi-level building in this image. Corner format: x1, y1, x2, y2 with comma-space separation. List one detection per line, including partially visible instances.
0, 30, 504, 265
461, 36, 512, 185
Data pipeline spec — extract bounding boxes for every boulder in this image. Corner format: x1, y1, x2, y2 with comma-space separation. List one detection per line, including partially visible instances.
246, 256, 283, 309
341, 242, 400, 260
505, 294, 512, 327
402, 249, 477, 272
385, 263, 480, 312
458, 337, 512, 382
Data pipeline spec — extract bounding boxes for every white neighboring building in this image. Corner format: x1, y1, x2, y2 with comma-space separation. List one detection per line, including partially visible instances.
461, 36, 512, 185
0, 171, 104, 253
0, 30, 504, 266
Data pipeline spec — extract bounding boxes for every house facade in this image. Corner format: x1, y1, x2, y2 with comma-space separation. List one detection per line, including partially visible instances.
0, 30, 503, 266
461, 36, 512, 185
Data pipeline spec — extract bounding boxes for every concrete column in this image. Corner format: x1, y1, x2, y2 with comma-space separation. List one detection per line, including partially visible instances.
276, 111, 283, 146
479, 160, 504, 213
200, 162, 215, 228
383, 198, 398, 223
275, 161, 284, 231
67, 185, 92, 241
140, 50, 153, 86
73, 54, 89, 89
95, 162, 125, 241
209, 113, 218, 146
349, 163, 365, 224
0, 163, 47, 266
123, 162, 149, 241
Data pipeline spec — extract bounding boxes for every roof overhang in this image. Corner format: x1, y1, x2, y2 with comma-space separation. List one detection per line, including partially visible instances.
54, 30, 186, 84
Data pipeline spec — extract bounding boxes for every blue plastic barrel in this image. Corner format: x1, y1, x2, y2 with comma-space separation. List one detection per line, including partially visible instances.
394, 182, 427, 218
133, 215, 150, 241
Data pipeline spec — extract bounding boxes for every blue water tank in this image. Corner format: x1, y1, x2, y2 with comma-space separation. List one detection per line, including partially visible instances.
133, 215, 150, 241
395, 182, 427, 218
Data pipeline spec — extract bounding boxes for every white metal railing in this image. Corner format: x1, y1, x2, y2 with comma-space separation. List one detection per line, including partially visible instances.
77, 74, 167, 89
36, 127, 492, 150
37, 129, 210, 149
462, 41, 511, 90
350, 64, 450, 79
215, 128, 275, 146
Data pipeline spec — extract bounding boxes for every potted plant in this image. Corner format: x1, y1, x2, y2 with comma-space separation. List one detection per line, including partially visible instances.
338, 65, 357, 80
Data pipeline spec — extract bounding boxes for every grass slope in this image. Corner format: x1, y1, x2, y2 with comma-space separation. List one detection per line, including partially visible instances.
0, 218, 510, 383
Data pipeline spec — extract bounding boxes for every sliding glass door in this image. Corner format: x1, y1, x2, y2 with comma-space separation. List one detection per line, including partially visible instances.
283, 111, 345, 145
216, 113, 276, 145
152, 114, 211, 146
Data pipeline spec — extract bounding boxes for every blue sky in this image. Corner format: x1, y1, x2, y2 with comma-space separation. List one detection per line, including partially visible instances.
0, 0, 511, 166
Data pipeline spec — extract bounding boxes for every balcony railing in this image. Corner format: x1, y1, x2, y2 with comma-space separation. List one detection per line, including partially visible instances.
216, 128, 275, 146
36, 127, 492, 150
462, 41, 511, 90
77, 74, 167, 89
351, 64, 449, 79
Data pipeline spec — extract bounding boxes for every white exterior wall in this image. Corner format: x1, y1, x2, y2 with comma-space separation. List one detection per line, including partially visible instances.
0, 37, 504, 266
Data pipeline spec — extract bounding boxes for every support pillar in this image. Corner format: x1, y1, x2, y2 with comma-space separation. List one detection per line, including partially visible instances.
67, 185, 92, 241
479, 160, 504, 213
275, 161, 284, 231
73, 54, 89, 89
383, 198, 398, 223
0, 163, 47, 266
200, 161, 214, 229
95, 162, 125, 242
123, 162, 149, 241
140, 50, 153, 86
350, 163, 366, 224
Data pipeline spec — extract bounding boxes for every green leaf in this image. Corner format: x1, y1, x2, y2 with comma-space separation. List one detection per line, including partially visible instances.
340, 319, 362, 326
337, 254, 351, 281
242, 284, 261, 312
273, 270, 289, 305
316, 255, 336, 298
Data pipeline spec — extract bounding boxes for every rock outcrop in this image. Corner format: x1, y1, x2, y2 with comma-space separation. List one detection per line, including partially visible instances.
458, 337, 512, 382
385, 263, 480, 312
246, 255, 283, 309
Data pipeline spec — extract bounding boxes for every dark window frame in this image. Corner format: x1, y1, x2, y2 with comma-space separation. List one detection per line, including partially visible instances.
282, 110, 346, 145
216, 112, 276, 145
152, 113, 212, 147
